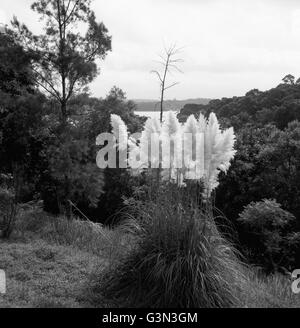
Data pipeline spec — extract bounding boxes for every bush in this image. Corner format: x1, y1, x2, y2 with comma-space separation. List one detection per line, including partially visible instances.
95, 187, 246, 308
238, 199, 300, 272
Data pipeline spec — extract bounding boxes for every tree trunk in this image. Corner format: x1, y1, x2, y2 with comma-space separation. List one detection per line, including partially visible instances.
60, 100, 72, 220
61, 100, 67, 126
160, 89, 164, 123
64, 174, 72, 220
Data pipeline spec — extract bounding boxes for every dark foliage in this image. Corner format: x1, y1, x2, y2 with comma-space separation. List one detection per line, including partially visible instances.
178, 82, 300, 271
178, 83, 300, 131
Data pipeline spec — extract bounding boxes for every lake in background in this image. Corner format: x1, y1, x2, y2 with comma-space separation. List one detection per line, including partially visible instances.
135, 110, 179, 120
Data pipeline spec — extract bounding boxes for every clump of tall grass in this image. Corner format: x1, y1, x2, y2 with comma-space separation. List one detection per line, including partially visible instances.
15, 207, 133, 259
92, 111, 244, 307
96, 187, 247, 308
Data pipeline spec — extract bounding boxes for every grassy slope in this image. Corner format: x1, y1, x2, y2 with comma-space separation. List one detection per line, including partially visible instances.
0, 208, 299, 308
0, 239, 103, 308
0, 209, 121, 308
239, 269, 300, 308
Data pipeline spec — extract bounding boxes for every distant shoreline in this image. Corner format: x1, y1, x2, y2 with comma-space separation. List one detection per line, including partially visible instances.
132, 98, 211, 112
135, 110, 179, 118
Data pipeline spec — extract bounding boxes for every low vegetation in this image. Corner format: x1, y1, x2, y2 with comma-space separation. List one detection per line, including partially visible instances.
96, 189, 246, 308
0, 203, 299, 308
0, 204, 132, 308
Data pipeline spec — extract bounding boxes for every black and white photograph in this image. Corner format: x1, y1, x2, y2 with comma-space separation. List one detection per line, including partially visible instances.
1, 0, 300, 317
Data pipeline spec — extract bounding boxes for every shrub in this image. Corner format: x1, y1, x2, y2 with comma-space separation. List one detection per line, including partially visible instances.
95, 187, 246, 308
238, 199, 300, 272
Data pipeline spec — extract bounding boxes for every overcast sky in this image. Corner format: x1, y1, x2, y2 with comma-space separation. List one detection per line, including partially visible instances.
1, 0, 300, 100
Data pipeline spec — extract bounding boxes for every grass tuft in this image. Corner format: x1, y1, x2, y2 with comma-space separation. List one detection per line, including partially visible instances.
14, 208, 132, 259
95, 188, 247, 308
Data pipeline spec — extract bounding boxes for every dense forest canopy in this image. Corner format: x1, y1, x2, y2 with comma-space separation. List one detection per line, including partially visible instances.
177, 81, 300, 271
178, 81, 300, 130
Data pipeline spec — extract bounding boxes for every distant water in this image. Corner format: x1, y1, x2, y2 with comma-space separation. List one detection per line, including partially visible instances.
135, 110, 178, 120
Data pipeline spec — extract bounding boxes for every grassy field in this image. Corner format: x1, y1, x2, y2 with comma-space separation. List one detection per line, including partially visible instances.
0, 208, 127, 308
0, 239, 102, 307
0, 208, 299, 308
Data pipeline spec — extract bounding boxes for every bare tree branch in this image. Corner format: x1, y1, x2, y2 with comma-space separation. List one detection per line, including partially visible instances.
151, 70, 163, 83
151, 44, 184, 122
164, 82, 180, 90
34, 77, 60, 101
32, 67, 62, 101
64, 0, 81, 25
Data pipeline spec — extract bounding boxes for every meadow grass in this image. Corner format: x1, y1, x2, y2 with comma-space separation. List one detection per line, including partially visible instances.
0, 238, 104, 308
14, 207, 133, 259
0, 203, 298, 308
239, 268, 300, 308
0, 206, 133, 307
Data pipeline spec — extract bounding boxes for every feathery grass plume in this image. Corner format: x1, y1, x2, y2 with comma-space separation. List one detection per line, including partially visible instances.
198, 113, 207, 132
110, 114, 128, 151
161, 111, 183, 183
161, 110, 181, 136
202, 113, 236, 197
110, 112, 236, 196
139, 116, 161, 169
127, 134, 142, 176
183, 114, 203, 181
96, 113, 241, 308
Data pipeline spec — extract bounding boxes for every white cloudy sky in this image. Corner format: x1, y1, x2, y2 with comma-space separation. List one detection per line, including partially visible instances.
1, 0, 300, 100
